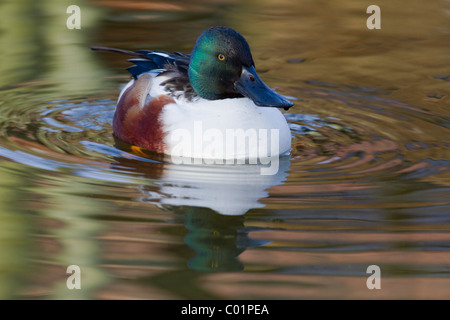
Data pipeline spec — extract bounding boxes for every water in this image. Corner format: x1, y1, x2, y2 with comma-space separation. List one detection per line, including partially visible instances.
0, 0, 449, 299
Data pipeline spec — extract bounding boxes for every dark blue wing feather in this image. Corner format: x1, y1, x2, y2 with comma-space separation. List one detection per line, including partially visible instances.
90, 46, 190, 77
126, 59, 159, 77
91, 46, 195, 99
133, 50, 190, 74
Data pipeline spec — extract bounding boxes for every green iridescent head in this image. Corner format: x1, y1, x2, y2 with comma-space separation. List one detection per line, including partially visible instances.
188, 26, 293, 110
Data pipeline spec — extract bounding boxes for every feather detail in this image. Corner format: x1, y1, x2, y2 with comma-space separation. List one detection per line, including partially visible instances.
91, 46, 197, 101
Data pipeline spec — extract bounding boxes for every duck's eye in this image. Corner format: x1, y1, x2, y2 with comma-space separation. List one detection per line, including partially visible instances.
218, 53, 225, 61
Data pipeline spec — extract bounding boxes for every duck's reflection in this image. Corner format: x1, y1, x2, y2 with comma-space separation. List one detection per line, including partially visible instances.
113, 142, 291, 271
168, 206, 269, 272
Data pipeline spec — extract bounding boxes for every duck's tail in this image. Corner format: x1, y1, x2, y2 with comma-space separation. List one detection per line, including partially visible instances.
90, 46, 147, 58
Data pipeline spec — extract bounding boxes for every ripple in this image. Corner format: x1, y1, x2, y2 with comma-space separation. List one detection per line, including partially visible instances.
0, 82, 448, 219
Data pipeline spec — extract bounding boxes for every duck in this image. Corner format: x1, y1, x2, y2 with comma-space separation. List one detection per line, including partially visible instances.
92, 26, 293, 162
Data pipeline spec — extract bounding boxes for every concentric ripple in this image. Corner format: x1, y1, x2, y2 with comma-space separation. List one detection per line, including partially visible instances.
0, 76, 449, 298
0, 82, 448, 211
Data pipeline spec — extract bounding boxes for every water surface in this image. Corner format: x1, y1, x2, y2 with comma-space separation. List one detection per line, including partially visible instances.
0, 0, 449, 299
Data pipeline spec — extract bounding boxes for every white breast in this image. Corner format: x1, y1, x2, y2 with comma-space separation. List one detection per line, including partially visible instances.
162, 96, 292, 162
116, 72, 292, 162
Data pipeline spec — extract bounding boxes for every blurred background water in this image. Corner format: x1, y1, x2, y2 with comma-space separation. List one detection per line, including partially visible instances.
0, 0, 449, 299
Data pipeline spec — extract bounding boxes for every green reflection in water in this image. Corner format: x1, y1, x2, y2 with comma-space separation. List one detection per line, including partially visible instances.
31, 175, 111, 299
0, 164, 30, 299
0, 0, 108, 96
0, 161, 112, 299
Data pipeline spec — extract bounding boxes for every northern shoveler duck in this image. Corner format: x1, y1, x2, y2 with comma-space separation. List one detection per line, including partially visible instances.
92, 26, 293, 161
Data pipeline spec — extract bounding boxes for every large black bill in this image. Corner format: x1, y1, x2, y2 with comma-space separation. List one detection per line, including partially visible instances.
234, 66, 293, 110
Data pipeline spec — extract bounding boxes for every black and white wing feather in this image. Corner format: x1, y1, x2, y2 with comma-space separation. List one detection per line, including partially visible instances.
91, 46, 197, 100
